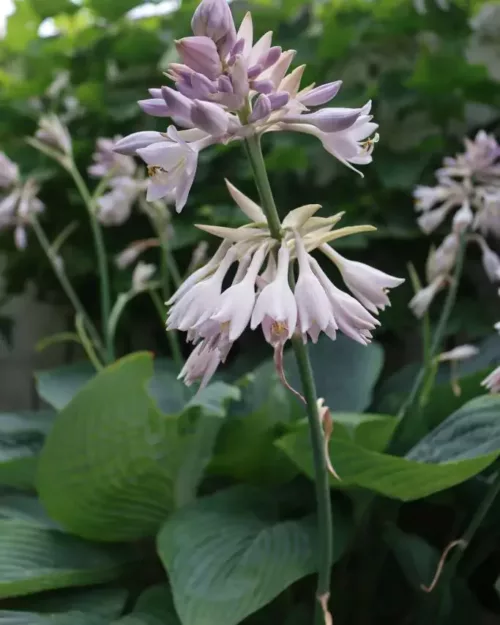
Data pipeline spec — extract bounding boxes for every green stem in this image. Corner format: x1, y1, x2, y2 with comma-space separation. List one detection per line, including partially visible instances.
243, 134, 332, 624
390, 233, 467, 454
292, 335, 334, 623
31, 215, 104, 364
243, 135, 282, 240
150, 290, 183, 369
68, 164, 114, 362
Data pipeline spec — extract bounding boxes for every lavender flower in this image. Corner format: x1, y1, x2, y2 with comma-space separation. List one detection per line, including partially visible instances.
88, 137, 137, 179
0, 152, 19, 188
115, 1, 377, 211
0, 173, 44, 250
167, 181, 402, 388
411, 130, 500, 316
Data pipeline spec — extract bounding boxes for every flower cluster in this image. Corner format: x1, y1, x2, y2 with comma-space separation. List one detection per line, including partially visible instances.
114, 0, 378, 213
0, 152, 44, 250
410, 130, 500, 317
171, 181, 403, 388
88, 137, 145, 226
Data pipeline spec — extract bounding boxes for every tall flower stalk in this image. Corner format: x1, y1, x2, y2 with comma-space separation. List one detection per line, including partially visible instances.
116, 0, 404, 620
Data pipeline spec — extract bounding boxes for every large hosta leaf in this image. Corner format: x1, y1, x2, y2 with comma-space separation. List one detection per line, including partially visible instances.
0, 612, 106, 625
157, 487, 350, 625
0, 520, 133, 599
286, 334, 384, 412
36, 363, 95, 410
278, 400, 500, 501
0, 411, 53, 490
114, 585, 179, 625
407, 395, 500, 462
38, 354, 237, 541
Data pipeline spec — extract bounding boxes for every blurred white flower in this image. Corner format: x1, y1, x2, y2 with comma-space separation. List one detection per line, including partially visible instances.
132, 261, 156, 291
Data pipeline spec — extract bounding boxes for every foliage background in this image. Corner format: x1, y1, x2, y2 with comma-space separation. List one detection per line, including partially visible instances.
2, 2, 500, 625
1, 0, 500, 362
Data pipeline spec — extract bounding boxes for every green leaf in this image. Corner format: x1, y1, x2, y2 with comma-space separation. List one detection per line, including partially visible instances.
114, 585, 179, 625
407, 395, 500, 463
0, 411, 53, 490
385, 526, 439, 591
172, 383, 240, 508
278, 410, 500, 501
86, 0, 143, 20
38, 354, 237, 541
211, 360, 301, 485
157, 487, 350, 625
4, 0, 41, 52
30, 0, 77, 18
286, 334, 384, 412
0, 494, 59, 528
148, 359, 193, 415
0, 612, 106, 625
36, 363, 95, 410
0, 520, 133, 599
23, 587, 127, 619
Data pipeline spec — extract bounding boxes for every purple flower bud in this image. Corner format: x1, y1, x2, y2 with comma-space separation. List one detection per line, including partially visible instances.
148, 88, 163, 98
114, 131, 168, 155
218, 75, 233, 93
268, 91, 290, 110
175, 36, 222, 80
138, 98, 171, 117
230, 38, 245, 57
192, 72, 217, 94
14, 225, 27, 251
191, 99, 229, 135
191, 0, 236, 51
283, 107, 361, 133
249, 94, 271, 123
260, 46, 282, 71
299, 81, 342, 107
252, 79, 274, 95
247, 64, 263, 80
162, 86, 194, 121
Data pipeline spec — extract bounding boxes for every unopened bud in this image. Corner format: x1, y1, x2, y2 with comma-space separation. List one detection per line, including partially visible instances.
191, 0, 236, 52
175, 36, 222, 80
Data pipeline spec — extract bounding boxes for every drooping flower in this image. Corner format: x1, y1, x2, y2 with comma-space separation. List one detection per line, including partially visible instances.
0, 152, 19, 188
88, 137, 137, 179
132, 261, 156, 291
166, 181, 403, 387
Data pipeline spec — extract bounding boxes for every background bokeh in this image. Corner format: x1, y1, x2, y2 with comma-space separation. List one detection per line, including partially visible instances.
1, 0, 500, 367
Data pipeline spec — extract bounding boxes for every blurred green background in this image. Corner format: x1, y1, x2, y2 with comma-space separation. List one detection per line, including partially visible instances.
1, 0, 500, 361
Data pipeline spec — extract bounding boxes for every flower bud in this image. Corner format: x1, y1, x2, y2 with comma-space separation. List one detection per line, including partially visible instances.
191, 100, 230, 136
248, 94, 271, 123
191, 0, 236, 52
175, 36, 222, 80
0, 153, 19, 188
299, 81, 342, 107
35, 115, 72, 155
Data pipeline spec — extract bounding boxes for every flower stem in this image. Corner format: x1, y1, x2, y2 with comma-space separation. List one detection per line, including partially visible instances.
292, 334, 334, 624
390, 232, 467, 454
68, 163, 114, 363
243, 134, 332, 624
243, 135, 282, 240
31, 215, 105, 365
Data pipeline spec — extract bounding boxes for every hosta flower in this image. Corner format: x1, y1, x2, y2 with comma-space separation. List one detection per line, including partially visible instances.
96, 177, 143, 226
116, 0, 377, 209
167, 181, 403, 387
132, 261, 156, 291
88, 137, 137, 179
411, 129, 500, 317
35, 114, 72, 156
0, 177, 44, 250
0, 152, 19, 188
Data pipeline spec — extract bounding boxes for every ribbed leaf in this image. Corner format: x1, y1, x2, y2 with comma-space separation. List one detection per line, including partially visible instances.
114, 585, 179, 625
407, 395, 500, 462
0, 612, 106, 625
157, 487, 349, 625
0, 520, 133, 599
0, 494, 59, 528
38, 353, 238, 541
0, 411, 54, 490
286, 334, 384, 412
36, 363, 95, 410
24, 587, 127, 618
278, 413, 500, 501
